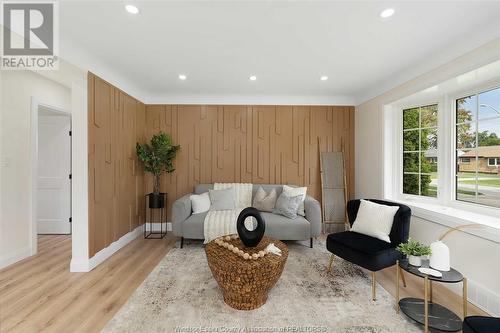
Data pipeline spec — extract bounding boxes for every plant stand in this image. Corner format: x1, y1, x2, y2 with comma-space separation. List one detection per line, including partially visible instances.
144, 193, 167, 239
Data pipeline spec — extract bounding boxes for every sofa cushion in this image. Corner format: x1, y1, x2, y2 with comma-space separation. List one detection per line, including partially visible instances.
261, 212, 310, 240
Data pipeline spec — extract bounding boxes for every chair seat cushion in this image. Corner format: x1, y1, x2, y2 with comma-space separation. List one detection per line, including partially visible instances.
326, 231, 402, 271
463, 316, 500, 333
260, 212, 310, 240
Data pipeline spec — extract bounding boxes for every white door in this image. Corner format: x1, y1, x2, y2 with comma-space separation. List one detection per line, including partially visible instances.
37, 115, 71, 234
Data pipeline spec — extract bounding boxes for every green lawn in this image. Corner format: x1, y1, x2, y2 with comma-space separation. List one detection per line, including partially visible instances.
457, 172, 500, 179
458, 172, 500, 187
460, 179, 500, 187
430, 172, 500, 187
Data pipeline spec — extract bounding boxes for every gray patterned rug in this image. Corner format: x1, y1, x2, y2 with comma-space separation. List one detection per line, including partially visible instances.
103, 239, 420, 333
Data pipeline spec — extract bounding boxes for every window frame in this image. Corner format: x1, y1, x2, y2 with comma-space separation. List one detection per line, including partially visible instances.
488, 158, 497, 167
389, 79, 500, 218
401, 103, 440, 198
395, 98, 443, 203
451, 83, 500, 212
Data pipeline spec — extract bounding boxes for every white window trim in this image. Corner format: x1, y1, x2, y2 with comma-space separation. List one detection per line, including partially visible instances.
394, 99, 443, 202
488, 158, 498, 167
386, 79, 500, 227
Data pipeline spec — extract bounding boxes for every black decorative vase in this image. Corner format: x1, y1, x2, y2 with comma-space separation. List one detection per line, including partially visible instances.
148, 193, 165, 209
237, 207, 265, 247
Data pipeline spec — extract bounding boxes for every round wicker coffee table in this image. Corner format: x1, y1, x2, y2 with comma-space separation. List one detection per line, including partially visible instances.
205, 235, 288, 310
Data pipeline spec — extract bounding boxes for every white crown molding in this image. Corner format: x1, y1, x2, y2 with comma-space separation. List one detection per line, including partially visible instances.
144, 94, 356, 106
60, 37, 148, 103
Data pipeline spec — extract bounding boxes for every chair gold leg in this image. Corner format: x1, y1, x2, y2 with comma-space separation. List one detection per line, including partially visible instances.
424, 276, 429, 333
327, 254, 334, 273
396, 260, 400, 313
399, 266, 407, 287
463, 277, 468, 319
372, 271, 376, 301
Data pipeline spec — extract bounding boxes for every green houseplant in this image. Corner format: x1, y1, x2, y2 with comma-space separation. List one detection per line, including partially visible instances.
136, 132, 180, 208
396, 238, 432, 267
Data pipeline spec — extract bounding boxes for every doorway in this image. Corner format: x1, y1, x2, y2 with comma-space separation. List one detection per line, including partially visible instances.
34, 104, 72, 235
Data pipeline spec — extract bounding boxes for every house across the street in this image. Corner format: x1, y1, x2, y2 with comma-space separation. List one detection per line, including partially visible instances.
458, 145, 500, 174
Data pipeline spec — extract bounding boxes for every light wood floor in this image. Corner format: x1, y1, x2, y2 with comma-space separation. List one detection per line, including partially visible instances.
0, 235, 486, 333
0, 234, 175, 333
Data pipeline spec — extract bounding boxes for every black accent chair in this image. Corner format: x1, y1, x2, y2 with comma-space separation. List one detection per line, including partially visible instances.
326, 199, 411, 301
463, 316, 500, 333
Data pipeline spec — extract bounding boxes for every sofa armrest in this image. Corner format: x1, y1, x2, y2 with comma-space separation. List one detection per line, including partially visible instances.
304, 195, 322, 237
171, 194, 192, 236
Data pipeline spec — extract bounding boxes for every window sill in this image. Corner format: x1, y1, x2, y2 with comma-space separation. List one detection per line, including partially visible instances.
390, 199, 500, 244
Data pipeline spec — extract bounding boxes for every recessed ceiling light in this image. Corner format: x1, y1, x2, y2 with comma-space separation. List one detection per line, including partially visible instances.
125, 5, 139, 14
320, 76, 328, 81
379, 8, 395, 18
178, 74, 187, 80
249, 75, 257, 81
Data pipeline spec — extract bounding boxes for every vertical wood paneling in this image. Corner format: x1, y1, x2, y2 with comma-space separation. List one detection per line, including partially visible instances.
88, 73, 145, 257
144, 104, 355, 218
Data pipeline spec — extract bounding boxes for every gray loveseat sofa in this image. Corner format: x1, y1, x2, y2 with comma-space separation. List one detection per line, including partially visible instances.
172, 184, 322, 248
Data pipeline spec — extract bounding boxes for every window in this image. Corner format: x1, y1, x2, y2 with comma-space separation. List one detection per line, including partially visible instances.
455, 86, 500, 208
487, 158, 500, 166
402, 104, 438, 197
460, 157, 471, 164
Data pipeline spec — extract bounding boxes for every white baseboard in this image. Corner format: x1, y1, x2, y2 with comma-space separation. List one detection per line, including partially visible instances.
467, 279, 500, 317
144, 222, 172, 232
70, 224, 144, 272
443, 278, 500, 317
0, 245, 32, 269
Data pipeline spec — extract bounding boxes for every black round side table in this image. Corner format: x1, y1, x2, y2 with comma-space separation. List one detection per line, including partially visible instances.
396, 259, 467, 333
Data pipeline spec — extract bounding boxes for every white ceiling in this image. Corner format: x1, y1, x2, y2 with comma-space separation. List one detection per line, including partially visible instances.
59, 1, 500, 105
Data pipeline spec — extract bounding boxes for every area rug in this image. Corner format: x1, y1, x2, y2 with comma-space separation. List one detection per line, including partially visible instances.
103, 239, 420, 333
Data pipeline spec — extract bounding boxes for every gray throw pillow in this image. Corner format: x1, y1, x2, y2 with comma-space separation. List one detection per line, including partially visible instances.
273, 194, 303, 219
253, 187, 277, 212
209, 188, 236, 210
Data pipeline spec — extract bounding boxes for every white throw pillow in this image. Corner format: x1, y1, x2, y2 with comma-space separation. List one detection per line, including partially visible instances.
350, 199, 399, 243
190, 192, 211, 214
282, 185, 307, 216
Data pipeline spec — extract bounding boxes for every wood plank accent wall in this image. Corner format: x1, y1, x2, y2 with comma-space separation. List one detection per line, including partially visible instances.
88, 73, 146, 256
145, 105, 355, 219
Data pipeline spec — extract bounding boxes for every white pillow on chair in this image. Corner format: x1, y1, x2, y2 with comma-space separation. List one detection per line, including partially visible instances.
350, 199, 399, 243
190, 192, 211, 214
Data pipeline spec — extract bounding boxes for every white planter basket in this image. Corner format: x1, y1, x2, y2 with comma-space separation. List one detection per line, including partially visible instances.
408, 255, 422, 267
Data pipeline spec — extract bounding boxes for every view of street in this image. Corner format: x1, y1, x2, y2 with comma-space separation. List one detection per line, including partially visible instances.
429, 172, 500, 207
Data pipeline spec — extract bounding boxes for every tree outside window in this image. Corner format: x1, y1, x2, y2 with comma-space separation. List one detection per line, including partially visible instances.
402, 104, 438, 197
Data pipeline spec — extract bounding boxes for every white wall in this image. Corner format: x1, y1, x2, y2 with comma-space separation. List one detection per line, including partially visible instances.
355, 37, 500, 315
0, 71, 70, 267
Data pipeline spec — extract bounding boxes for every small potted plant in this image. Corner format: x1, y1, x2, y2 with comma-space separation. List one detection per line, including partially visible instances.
396, 238, 432, 267
136, 132, 180, 209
